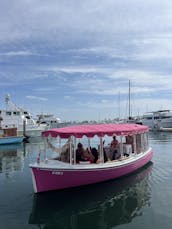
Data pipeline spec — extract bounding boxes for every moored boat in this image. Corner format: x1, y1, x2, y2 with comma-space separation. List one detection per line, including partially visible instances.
0, 94, 47, 138
36, 113, 61, 128
141, 110, 172, 130
29, 123, 153, 193
0, 127, 23, 145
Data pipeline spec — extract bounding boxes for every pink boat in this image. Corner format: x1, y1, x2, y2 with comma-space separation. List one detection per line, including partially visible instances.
29, 123, 153, 193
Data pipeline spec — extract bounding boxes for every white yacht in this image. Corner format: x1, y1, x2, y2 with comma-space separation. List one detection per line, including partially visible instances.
0, 94, 47, 137
141, 110, 172, 130
36, 113, 61, 128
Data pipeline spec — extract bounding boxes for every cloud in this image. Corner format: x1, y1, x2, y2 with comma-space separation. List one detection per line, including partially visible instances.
0, 0, 172, 45
47, 66, 109, 74
1, 0, 172, 121
109, 70, 172, 89
132, 34, 172, 60
0, 50, 33, 56
64, 95, 71, 99
34, 87, 58, 92
57, 68, 171, 97
26, 95, 48, 101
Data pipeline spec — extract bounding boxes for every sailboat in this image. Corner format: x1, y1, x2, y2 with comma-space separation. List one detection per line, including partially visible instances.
126, 80, 142, 124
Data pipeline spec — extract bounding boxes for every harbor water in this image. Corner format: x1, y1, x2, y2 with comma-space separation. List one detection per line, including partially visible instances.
0, 132, 172, 229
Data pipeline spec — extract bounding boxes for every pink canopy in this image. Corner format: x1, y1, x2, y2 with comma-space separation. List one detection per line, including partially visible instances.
42, 123, 149, 139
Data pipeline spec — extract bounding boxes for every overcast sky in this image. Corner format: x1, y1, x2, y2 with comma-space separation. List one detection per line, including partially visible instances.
1, 0, 172, 121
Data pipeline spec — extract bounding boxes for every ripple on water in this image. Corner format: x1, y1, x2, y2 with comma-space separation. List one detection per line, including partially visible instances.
148, 132, 172, 186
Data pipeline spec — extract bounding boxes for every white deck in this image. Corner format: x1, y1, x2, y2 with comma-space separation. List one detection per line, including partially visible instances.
30, 147, 152, 171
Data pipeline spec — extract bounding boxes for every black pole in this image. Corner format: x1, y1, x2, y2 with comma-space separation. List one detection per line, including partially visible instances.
23, 119, 26, 137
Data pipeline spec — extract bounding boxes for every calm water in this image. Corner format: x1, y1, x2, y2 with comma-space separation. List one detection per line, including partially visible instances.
0, 132, 172, 229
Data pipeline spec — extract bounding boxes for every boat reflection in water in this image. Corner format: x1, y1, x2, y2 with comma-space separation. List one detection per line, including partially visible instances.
29, 162, 153, 229
0, 143, 24, 175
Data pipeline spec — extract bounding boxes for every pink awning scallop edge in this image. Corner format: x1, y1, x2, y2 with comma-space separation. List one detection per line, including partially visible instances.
42, 123, 149, 139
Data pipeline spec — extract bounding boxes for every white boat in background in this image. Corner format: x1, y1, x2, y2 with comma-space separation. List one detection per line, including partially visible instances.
0, 94, 47, 138
36, 113, 61, 128
141, 110, 172, 130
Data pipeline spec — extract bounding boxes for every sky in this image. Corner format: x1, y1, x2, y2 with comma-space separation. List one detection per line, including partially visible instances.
1, 0, 172, 121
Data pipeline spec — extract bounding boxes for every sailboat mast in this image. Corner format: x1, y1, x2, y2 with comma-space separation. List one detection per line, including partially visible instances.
118, 91, 121, 120
129, 80, 131, 119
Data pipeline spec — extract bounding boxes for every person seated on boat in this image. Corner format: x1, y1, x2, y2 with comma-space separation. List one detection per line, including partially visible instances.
83, 147, 95, 163
90, 147, 99, 163
111, 136, 119, 149
76, 143, 95, 163
60, 146, 70, 162
76, 142, 85, 162
110, 136, 121, 160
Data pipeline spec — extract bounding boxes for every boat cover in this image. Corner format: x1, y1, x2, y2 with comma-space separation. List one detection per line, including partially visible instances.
42, 124, 148, 139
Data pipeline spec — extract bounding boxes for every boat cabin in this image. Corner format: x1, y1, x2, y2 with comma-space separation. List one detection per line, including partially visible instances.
42, 124, 149, 164
0, 127, 18, 137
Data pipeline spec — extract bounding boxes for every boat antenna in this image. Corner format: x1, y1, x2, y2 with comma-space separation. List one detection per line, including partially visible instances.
5, 94, 10, 111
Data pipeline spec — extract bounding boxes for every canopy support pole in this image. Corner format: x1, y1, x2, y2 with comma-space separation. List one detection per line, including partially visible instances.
73, 137, 76, 164
69, 136, 73, 165
99, 137, 104, 163
88, 138, 90, 149
42, 137, 47, 163
146, 132, 149, 151
140, 133, 143, 153
133, 134, 137, 154
120, 135, 123, 157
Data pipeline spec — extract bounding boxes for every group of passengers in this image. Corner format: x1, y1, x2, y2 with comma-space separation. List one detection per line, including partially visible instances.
47, 135, 133, 163
76, 136, 121, 164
